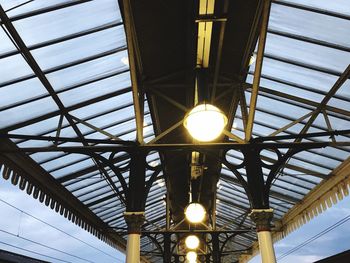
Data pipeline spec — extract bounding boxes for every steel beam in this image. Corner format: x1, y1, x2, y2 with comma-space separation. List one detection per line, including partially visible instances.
0, 133, 133, 145
2, 141, 350, 153
298, 64, 350, 137
245, 0, 271, 141
211, 0, 229, 101
121, 0, 144, 144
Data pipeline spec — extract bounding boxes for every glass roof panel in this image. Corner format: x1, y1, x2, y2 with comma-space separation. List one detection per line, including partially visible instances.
264, 33, 350, 73
58, 72, 131, 107
69, 92, 134, 120
269, 3, 350, 48
46, 51, 129, 91
278, 0, 350, 16
1, 0, 73, 17
0, 53, 33, 84
31, 26, 126, 70
0, 77, 48, 112
0, 25, 16, 53
12, 0, 121, 46
0, 96, 59, 128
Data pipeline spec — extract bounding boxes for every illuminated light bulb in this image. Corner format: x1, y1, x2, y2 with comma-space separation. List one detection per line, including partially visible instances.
186, 251, 197, 262
185, 203, 206, 223
184, 103, 227, 142
185, 235, 200, 250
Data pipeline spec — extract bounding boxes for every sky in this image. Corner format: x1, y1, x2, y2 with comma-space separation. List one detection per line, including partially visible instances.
249, 194, 350, 263
0, 178, 349, 263
0, 179, 125, 263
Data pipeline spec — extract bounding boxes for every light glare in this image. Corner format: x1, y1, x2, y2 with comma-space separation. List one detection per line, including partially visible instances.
186, 251, 197, 262
185, 203, 206, 223
185, 235, 200, 250
184, 104, 227, 142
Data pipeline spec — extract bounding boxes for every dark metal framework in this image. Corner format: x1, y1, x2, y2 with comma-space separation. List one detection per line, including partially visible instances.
0, 0, 349, 262
1, 131, 349, 261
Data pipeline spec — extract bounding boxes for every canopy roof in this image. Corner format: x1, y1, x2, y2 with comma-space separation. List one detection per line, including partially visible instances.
0, 0, 349, 262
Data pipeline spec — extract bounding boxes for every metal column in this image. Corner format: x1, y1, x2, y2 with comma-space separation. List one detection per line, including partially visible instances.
163, 233, 172, 262
250, 209, 276, 263
212, 233, 220, 263
124, 152, 147, 263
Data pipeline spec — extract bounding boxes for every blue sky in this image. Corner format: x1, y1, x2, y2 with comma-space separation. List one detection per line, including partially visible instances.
1, 178, 349, 263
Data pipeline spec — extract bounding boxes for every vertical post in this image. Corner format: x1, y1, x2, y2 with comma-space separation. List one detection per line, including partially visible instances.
124, 152, 146, 263
250, 209, 276, 263
163, 233, 172, 262
212, 233, 220, 263
243, 148, 267, 208
212, 189, 217, 230
166, 194, 170, 230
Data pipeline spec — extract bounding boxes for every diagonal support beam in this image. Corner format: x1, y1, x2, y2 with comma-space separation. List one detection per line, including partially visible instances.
69, 114, 122, 141
122, 0, 144, 144
322, 110, 336, 143
245, 0, 272, 141
293, 64, 350, 144
147, 120, 183, 144
268, 111, 314, 137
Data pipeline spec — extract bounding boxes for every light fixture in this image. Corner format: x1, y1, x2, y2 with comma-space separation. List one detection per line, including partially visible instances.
184, 103, 227, 142
186, 251, 197, 262
185, 202, 206, 223
185, 235, 200, 250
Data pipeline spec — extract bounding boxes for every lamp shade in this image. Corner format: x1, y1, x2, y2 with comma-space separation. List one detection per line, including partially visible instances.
185, 235, 200, 250
186, 251, 197, 262
185, 203, 206, 223
184, 103, 227, 142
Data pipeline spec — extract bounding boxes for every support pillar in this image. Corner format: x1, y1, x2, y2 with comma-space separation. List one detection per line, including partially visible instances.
124, 212, 145, 263
212, 233, 220, 263
250, 209, 276, 263
163, 233, 171, 262
124, 151, 146, 262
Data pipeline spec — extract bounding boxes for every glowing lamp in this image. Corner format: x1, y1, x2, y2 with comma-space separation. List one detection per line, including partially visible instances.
186, 251, 197, 262
184, 103, 227, 142
185, 235, 200, 250
185, 203, 206, 224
